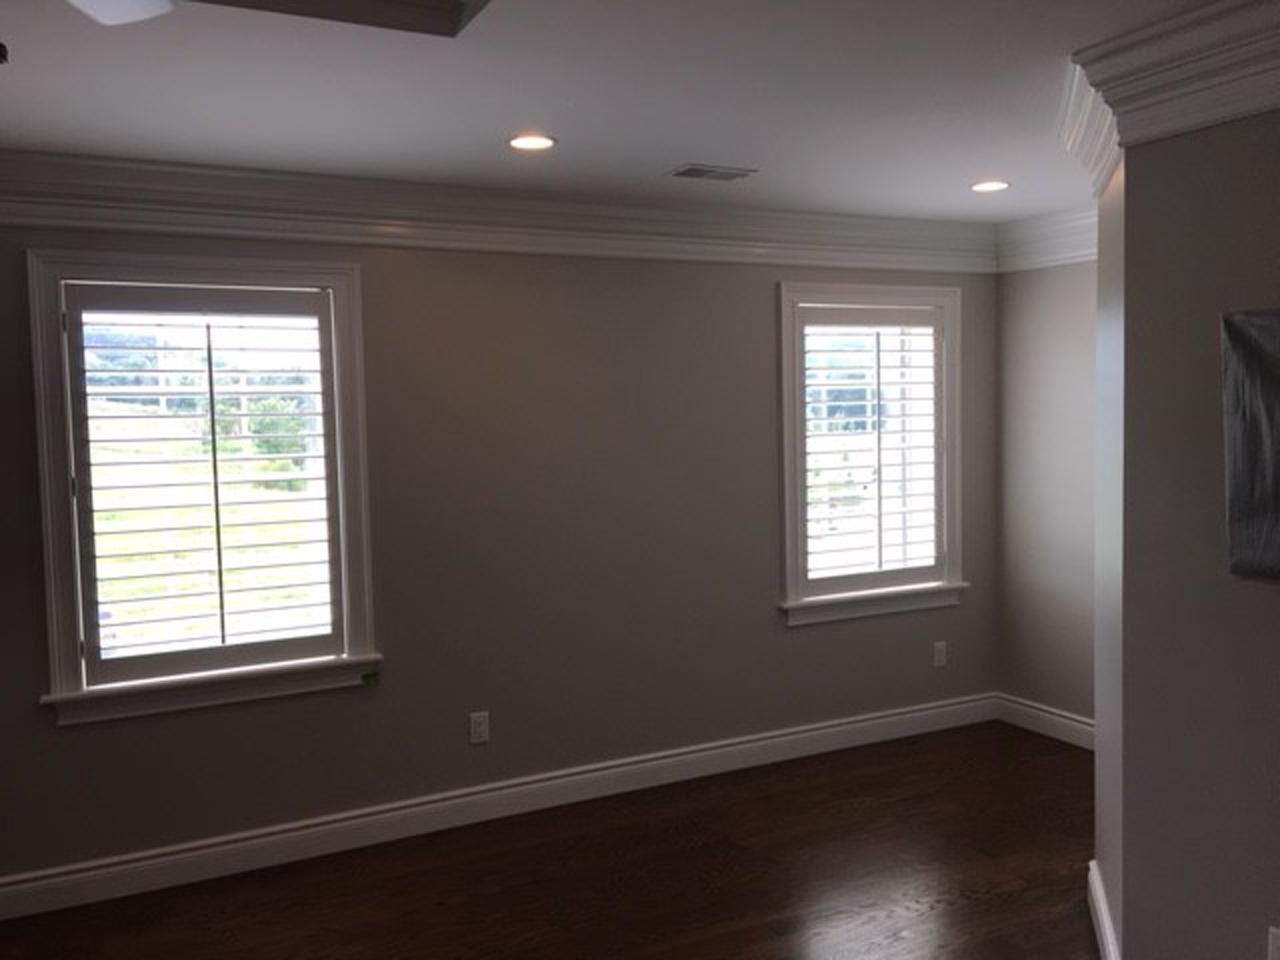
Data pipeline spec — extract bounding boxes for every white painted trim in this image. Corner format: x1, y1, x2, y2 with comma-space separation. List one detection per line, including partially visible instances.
1074, 0, 1280, 148
0, 692, 1002, 920
0, 150, 1117, 276
1088, 859, 1122, 960
778, 283, 963, 621
42, 654, 383, 726
1057, 65, 1122, 199
27, 250, 377, 722
994, 693, 1095, 750
0, 150, 1000, 274
996, 208, 1098, 273
782, 581, 968, 625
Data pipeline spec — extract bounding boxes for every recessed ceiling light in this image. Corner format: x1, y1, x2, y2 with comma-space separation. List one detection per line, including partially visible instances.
509, 133, 557, 152
66, 0, 174, 26
971, 180, 1010, 193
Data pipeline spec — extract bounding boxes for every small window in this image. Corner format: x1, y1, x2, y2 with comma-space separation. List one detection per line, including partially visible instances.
29, 252, 376, 722
779, 283, 965, 625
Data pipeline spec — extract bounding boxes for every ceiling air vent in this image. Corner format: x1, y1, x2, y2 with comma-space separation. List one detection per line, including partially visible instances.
669, 163, 757, 182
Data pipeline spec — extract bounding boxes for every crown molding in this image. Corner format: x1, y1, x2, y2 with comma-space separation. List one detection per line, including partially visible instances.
0, 151, 999, 274
1074, 0, 1280, 147
996, 207, 1098, 273
1058, 64, 1122, 197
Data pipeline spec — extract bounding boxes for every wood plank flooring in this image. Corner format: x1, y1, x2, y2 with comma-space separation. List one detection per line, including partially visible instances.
0, 722, 1097, 959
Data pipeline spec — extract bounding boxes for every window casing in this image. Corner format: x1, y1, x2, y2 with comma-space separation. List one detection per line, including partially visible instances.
779, 283, 965, 625
29, 252, 376, 722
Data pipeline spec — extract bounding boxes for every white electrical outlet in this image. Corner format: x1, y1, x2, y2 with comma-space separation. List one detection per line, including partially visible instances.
933, 640, 948, 668
469, 710, 490, 745
1267, 926, 1280, 960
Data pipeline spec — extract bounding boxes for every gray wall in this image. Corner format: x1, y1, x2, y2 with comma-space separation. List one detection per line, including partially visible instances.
0, 227, 1000, 876
1122, 112, 1280, 958
1094, 161, 1125, 944
998, 261, 1097, 718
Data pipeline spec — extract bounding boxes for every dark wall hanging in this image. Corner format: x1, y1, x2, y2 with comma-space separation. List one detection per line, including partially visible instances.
1222, 310, 1280, 576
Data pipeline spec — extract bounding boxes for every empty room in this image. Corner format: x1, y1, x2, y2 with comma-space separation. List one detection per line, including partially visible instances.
1, 1, 1278, 957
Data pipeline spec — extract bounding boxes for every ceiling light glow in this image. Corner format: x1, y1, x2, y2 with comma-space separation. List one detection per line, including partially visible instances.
66, 0, 174, 26
509, 133, 557, 152
971, 180, 1010, 193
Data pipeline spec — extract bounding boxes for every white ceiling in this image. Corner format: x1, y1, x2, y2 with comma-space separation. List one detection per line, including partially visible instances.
0, 0, 1195, 222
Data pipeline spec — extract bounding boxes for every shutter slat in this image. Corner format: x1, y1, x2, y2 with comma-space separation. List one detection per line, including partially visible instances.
221, 558, 332, 574
224, 577, 331, 595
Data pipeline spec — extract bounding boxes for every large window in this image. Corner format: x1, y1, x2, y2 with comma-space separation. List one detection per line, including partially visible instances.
779, 283, 965, 625
29, 252, 375, 722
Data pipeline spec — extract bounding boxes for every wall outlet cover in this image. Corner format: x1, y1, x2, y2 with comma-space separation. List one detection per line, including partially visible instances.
1268, 926, 1280, 960
469, 711, 491, 745
933, 640, 948, 668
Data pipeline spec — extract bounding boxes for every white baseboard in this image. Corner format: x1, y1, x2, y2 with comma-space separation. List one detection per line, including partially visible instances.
1088, 859, 1121, 960
0, 692, 998, 920
0, 690, 1093, 921
994, 693, 1095, 750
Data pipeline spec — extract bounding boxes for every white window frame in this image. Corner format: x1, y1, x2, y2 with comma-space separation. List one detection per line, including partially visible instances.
28, 250, 378, 723
779, 282, 966, 626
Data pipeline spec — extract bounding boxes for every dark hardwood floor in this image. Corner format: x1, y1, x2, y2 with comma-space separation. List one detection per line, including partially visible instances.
1, 722, 1097, 960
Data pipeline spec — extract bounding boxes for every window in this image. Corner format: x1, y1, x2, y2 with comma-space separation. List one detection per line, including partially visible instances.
779, 283, 965, 625
29, 252, 376, 723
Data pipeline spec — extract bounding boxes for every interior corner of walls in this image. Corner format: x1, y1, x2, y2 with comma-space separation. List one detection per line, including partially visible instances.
995, 208, 1099, 274
996, 253, 1098, 734
994, 693, 1094, 750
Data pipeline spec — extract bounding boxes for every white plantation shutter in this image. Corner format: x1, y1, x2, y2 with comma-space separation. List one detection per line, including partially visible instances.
780, 284, 963, 623
803, 325, 939, 579
62, 283, 345, 685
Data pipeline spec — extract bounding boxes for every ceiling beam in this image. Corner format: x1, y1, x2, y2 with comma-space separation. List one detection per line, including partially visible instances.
190, 0, 491, 38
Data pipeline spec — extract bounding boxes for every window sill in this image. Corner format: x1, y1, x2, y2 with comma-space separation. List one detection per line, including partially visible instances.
41, 653, 383, 726
782, 581, 969, 626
